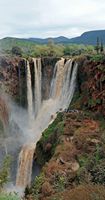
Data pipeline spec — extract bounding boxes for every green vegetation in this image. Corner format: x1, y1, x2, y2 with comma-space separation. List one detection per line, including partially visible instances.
0, 155, 12, 189
54, 174, 66, 192
95, 37, 104, 54
11, 46, 22, 56
88, 98, 101, 108
36, 112, 64, 166
0, 37, 95, 57
28, 172, 45, 199
90, 54, 105, 62
64, 44, 94, 56
0, 193, 20, 200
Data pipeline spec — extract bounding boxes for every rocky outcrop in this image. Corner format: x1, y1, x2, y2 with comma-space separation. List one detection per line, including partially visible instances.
72, 56, 105, 117
0, 55, 25, 105
0, 56, 60, 107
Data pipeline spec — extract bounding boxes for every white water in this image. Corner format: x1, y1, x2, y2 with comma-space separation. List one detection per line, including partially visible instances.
26, 61, 33, 121
33, 58, 42, 117
14, 58, 78, 191
16, 143, 35, 187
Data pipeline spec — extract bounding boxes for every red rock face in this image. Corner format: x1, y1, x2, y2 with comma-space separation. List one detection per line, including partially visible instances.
0, 56, 27, 107
0, 56, 21, 97
78, 58, 105, 116
0, 56, 59, 107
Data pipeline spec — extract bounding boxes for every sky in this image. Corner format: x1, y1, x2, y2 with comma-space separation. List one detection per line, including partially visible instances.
0, 0, 105, 39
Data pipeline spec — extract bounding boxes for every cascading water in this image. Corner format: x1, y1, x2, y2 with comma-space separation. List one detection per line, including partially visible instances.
50, 58, 78, 109
16, 143, 35, 187
33, 58, 42, 117
50, 58, 65, 98
15, 58, 78, 191
60, 60, 78, 109
26, 61, 33, 121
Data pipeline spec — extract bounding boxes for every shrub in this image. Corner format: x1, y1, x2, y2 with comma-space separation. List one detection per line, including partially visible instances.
11, 46, 22, 56
90, 54, 105, 62
0, 155, 12, 189
54, 174, 66, 192
0, 193, 20, 200
36, 113, 64, 166
28, 172, 45, 199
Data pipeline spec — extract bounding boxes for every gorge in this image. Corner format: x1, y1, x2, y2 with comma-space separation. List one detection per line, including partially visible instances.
1, 53, 105, 200
0, 57, 78, 193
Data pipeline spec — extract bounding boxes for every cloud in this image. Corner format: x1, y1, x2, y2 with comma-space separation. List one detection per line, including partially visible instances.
0, 0, 105, 38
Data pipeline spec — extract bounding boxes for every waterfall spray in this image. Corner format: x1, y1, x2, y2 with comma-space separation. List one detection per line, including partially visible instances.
15, 58, 78, 190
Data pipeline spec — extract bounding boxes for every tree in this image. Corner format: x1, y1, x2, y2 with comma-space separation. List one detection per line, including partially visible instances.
47, 39, 55, 56
95, 37, 100, 54
11, 46, 22, 56
100, 39, 104, 53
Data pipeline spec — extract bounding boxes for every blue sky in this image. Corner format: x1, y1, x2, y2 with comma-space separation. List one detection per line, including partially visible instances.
0, 0, 105, 39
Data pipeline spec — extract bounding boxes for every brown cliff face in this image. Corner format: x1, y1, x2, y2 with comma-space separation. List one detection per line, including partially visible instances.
73, 56, 105, 117
0, 56, 22, 99
0, 56, 60, 107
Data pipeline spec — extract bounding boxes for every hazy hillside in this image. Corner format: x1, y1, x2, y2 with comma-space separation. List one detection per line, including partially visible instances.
0, 30, 105, 51
28, 30, 105, 45
70, 30, 105, 45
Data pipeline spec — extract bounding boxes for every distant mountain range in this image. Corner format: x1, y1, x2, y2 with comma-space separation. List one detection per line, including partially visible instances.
28, 30, 105, 45
1, 30, 105, 45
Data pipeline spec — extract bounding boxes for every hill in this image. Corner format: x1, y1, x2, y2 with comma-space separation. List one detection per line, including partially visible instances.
28, 30, 105, 45
70, 30, 105, 45
0, 30, 105, 50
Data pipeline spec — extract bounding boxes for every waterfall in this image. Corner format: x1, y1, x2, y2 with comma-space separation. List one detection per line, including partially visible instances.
50, 58, 78, 109
60, 60, 78, 109
50, 58, 65, 98
16, 143, 35, 188
26, 61, 33, 121
33, 58, 42, 117
15, 58, 78, 191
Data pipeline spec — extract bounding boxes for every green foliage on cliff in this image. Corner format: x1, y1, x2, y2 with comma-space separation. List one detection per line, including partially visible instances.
88, 98, 101, 108
0, 155, 12, 189
36, 112, 64, 166
90, 54, 105, 62
30, 172, 45, 199
42, 113, 64, 139
0, 193, 20, 200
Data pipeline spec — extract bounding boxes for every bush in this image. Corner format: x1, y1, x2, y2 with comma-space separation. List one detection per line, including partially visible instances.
27, 172, 45, 199
11, 46, 22, 56
0, 193, 20, 200
77, 146, 105, 185
90, 54, 105, 62
54, 174, 66, 192
36, 113, 64, 166
0, 155, 12, 189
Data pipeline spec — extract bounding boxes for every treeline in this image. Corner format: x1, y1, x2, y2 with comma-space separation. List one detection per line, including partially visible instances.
8, 43, 95, 57
0, 38, 95, 57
